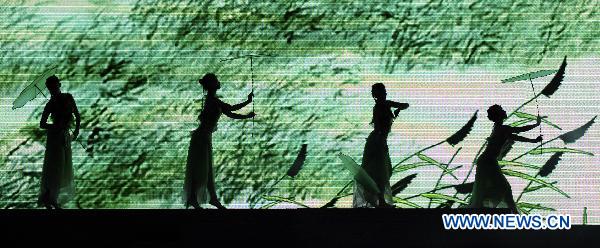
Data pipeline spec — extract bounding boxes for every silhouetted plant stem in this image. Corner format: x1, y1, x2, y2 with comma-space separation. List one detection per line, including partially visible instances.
506, 92, 543, 119
428, 147, 461, 208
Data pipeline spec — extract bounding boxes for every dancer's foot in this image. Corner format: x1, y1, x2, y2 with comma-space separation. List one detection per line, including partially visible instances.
209, 200, 226, 209
185, 201, 202, 209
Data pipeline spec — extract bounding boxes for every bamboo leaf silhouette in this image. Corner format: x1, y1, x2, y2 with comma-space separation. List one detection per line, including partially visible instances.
338, 153, 380, 194
509, 119, 534, 127
538, 152, 564, 177
514, 112, 562, 130
446, 110, 478, 146
420, 193, 467, 205
501, 169, 570, 198
391, 173, 417, 196
558, 116, 596, 144
501, 70, 557, 83
498, 160, 541, 170
393, 162, 432, 173
261, 195, 310, 208
417, 153, 458, 179
541, 56, 567, 97
523, 181, 558, 193
393, 197, 422, 208
453, 182, 474, 194
517, 202, 556, 212
528, 147, 593, 156
320, 193, 352, 208
286, 144, 307, 177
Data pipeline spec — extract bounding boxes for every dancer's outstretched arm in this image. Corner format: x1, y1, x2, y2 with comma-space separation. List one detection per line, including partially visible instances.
510, 116, 542, 133
510, 134, 542, 143
387, 101, 409, 117
229, 92, 253, 111
219, 100, 255, 120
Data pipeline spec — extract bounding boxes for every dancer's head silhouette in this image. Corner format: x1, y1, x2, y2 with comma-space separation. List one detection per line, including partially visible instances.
487, 104, 508, 124
371, 83, 387, 102
45, 75, 61, 96
199, 73, 221, 93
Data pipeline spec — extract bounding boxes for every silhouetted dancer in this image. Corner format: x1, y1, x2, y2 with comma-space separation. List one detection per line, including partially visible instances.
353, 83, 409, 208
468, 104, 542, 213
38, 75, 80, 209
183, 73, 255, 209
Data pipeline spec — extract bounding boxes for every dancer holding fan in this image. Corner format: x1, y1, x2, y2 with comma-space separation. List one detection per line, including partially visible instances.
183, 73, 255, 209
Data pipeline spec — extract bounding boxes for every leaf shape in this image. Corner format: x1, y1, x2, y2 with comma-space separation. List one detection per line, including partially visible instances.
538, 152, 563, 177
338, 153, 380, 194
417, 153, 458, 179
523, 181, 558, 193
528, 147, 593, 156
509, 119, 533, 127
393, 162, 431, 173
287, 144, 307, 177
391, 174, 417, 196
541, 56, 567, 97
517, 202, 556, 212
498, 160, 541, 170
514, 112, 562, 130
260, 201, 279, 209
392, 197, 422, 208
446, 110, 478, 146
501, 70, 557, 83
501, 169, 570, 198
261, 195, 309, 208
559, 116, 596, 144
453, 182, 474, 194
420, 193, 467, 205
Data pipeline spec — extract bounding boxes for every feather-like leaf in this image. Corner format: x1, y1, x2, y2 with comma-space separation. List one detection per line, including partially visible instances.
501, 69, 557, 83
538, 152, 563, 177
541, 56, 567, 97
286, 144, 307, 177
514, 112, 562, 130
446, 110, 478, 146
528, 147, 593, 156
517, 202, 556, 212
559, 116, 596, 144
498, 160, 541, 170
501, 169, 570, 198
420, 193, 468, 205
523, 181, 558, 193
392, 197, 422, 208
338, 153, 380, 194
393, 162, 432, 173
453, 182, 474, 194
391, 174, 417, 196
417, 153, 458, 179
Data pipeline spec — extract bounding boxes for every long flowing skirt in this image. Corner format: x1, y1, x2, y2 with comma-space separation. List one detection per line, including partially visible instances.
468, 155, 517, 211
38, 129, 75, 206
182, 129, 214, 205
353, 131, 394, 208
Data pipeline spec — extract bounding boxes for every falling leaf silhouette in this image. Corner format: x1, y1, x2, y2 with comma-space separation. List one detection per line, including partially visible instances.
287, 144, 307, 178
559, 116, 596, 144
501, 70, 557, 83
391, 174, 417, 196
541, 56, 567, 97
446, 111, 478, 146
538, 152, 563, 177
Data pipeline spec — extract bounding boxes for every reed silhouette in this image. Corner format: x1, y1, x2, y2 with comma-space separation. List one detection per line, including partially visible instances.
353, 83, 409, 208
183, 73, 255, 209
38, 75, 80, 209
468, 104, 542, 213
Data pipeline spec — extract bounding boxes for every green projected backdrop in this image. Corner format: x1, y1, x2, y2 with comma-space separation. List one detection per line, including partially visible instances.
1, 0, 599, 223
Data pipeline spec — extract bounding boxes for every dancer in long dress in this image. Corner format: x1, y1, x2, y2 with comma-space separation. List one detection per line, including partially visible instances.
353, 83, 409, 208
468, 104, 542, 213
183, 73, 255, 209
38, 75, 80, 209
